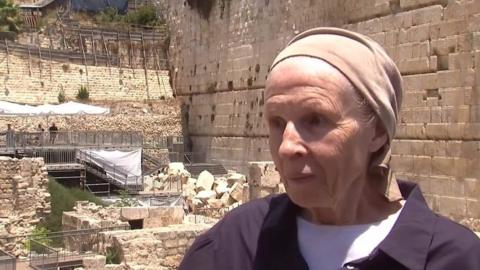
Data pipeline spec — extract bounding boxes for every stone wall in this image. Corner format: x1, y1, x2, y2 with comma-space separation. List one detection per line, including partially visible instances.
0, 157, 51, 256
96, 224, 211, 270
0, 50, 172, 104
158, 0, 480, 222
62, 201, 185, 231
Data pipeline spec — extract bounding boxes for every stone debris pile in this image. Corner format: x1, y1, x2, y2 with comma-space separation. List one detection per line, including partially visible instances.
143, 162, 249, 216
185, 170, 249, 217
143, 162, 191, 192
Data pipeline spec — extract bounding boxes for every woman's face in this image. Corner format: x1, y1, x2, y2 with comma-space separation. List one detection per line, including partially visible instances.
265, 57, 380, 210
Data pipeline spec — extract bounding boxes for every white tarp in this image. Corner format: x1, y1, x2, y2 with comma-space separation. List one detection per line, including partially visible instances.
0, 101, 38, 115
0, 101, 109, 116
77, 148, 142, 186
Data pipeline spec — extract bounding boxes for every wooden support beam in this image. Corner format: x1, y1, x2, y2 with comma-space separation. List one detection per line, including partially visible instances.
101, 32, 112, 74
91, 26, 97, 66
37, 39, 43, 79
79, 33, 89, 87
27, 45, 32, 76
128, 28, 135, 77
4, 39, 10, 75
117, 30, 121, 70
152, 46, 165, 97
141, 31, 150, 100
48, 33, 53, 81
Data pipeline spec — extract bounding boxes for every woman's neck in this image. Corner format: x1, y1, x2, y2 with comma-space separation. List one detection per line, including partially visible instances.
300, 178, 403, 225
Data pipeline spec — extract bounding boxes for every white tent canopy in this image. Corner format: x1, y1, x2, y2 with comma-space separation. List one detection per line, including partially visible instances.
0, 101, 110, 116
0, 101, 38, 115
76, 149, 142, 186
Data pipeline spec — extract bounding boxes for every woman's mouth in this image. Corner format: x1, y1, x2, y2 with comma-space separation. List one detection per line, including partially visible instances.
285, 174, 315, 183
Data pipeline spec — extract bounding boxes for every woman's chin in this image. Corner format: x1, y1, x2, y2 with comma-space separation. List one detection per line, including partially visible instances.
285, 185, 334, 209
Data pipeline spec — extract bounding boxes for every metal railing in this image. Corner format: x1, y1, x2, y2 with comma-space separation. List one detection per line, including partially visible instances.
29, 240, 58, 270
0, 131, 143, 150
143, 136, 184, 149
0, 133, 187, 151
29, 225, 129, 270
0, 250, 15, 270
30, 148, 77, 164
77, 149, 143, 191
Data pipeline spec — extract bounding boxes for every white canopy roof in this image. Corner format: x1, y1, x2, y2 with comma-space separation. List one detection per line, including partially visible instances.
0, 101, 110, 116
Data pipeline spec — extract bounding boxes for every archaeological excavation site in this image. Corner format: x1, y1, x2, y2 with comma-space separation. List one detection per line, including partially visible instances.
0, 0, 479, 269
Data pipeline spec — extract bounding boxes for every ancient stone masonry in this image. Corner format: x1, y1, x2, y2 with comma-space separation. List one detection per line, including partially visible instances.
248, 161, 285, 201
91, 224, 211, 270
64, 162, 286, 269
63, 201, 185, 231
0, 50, 172, 104
159, 0, 480, 224
0, 157, 51, 256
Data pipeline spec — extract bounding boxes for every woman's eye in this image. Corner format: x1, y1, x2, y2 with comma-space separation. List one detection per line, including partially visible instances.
307, 115, 325, 126
268, 117, 286, 129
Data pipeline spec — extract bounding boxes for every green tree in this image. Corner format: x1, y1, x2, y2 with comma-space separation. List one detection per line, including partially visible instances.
0, 0, 23, 33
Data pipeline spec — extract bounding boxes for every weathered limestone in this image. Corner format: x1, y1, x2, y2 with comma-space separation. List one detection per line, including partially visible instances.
143, 207, 184, 228
63, 202, 126, 231
83, 255, 107, 269
248, 161, 284, 200
0, 157, 51, 257
195, 171, 215, 192
179, 169, 249, 215
159, 0, 480, 227
0, 51, 172, 104
143, 162, 190, 192
64, 202, 185, 231
96, 224, 211, 270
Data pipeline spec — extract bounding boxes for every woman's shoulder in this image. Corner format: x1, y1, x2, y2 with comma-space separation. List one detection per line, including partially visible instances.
203, 193, 288, 241
179, 194, 289, 270
427, 215, 480, 268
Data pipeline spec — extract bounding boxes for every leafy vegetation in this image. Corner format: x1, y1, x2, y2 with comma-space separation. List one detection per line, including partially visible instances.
113, 190, 140, 207
0, 0, 23, 33
106, 246, 122, 264
76, 85, 89, 101
57, 90, 66, 103
25, 226, 52, 252
95, 5, 163, 27
40, 178, 105, 232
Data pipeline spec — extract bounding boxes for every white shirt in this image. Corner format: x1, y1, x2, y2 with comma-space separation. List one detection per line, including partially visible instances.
296, 205, 403, 270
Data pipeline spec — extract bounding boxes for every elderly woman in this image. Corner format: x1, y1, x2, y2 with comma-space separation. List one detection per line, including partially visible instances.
179, 27, 480, 270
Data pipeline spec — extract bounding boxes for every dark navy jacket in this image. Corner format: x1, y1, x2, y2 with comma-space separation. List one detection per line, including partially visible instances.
179, 181, 480, 270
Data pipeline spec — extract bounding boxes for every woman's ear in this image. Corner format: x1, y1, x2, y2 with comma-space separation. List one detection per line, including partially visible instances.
369, 119, 388, 153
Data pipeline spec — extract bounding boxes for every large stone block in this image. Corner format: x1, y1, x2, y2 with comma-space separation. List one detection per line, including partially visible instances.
83, 255, 106, 270
120, 208, 149, 221
196, 171, 214, 191
248, 162, 280, 188
143, 206, 185, 228
437, 196, 467, 219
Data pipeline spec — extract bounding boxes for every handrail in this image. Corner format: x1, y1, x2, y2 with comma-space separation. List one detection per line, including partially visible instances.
0, 131, 143, 149
77, 149, 143, 190
29, 239, 59, 270
0, 249, 15, 270
28, 225, 129, 269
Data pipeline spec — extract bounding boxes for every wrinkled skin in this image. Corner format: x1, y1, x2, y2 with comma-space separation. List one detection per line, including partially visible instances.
265, 57, 399, 225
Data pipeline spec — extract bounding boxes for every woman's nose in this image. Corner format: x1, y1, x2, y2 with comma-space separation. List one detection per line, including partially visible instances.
278, 122, 307, 158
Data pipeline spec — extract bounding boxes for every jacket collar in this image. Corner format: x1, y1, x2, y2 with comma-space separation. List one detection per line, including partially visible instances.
375, 181, 437, 270
254, 181, 437, 270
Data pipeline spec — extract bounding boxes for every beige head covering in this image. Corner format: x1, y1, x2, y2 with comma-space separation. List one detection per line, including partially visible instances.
269, 27, 403, 201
